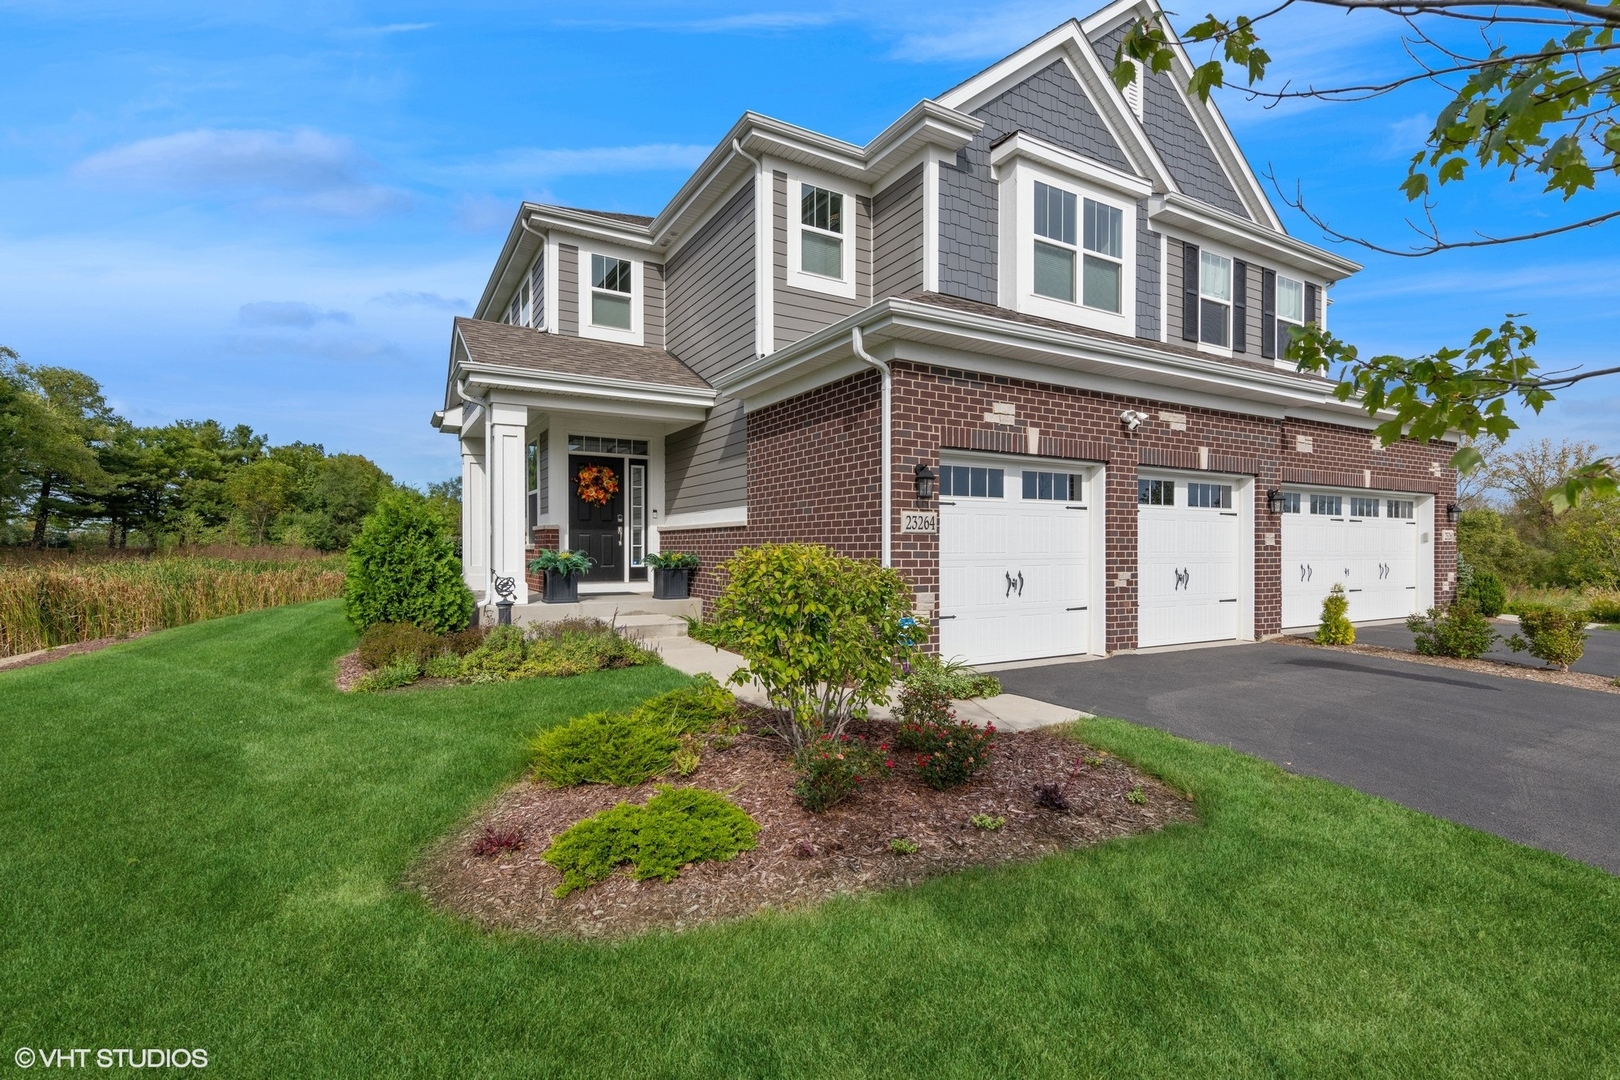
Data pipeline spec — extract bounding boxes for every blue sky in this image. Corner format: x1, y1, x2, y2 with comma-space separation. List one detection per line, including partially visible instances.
1, 1, 1614, 488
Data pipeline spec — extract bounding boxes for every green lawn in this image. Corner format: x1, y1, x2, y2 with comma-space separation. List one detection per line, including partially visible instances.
2, 601, 1616, 1077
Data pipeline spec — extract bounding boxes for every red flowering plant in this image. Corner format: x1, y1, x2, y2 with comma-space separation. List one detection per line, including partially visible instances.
894, 656, 997, 790
793, 733, 892, 813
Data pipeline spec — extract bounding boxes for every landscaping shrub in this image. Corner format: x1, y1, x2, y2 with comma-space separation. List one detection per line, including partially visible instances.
353, 658, 421, 693
904, 653, 1001, 699
355, 621, 436, 670
628, 674, 738, 735
471, 826, 524, 857
1317, 583, 1355, 645
1407, 601, 1497, 659
343, 490, 473, 633
1032, 782, 1071, 812
1508, 605, 1589, 671
1462, 570, 1508, 618
705, 543, 920, 753
1586, 596, 1620, 624
440, 626, 488, 656
531, 711, 680, 787
910, 719, 997, 791
458, 624, 528, 681
793, 734, 890, 813
524, 618, 657, 677
542, 786, 759, 896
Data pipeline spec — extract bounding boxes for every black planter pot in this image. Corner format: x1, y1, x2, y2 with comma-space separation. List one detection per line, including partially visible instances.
542, 571, 580, 604
651, 567, 692, 600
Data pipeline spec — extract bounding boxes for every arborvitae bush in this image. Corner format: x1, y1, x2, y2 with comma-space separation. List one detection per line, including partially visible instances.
1316, 583, 1356, 645
1463, 571, 1508, 618
343, 491, 473, 634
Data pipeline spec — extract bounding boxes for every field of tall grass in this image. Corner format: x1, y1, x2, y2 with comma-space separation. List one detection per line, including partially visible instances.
0, 547, 345, 658
1505, 585, 1620, 624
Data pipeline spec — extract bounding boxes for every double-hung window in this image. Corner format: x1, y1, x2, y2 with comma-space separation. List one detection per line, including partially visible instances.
1199, 251, 1232, 347
507, 279, 530, 327
800, 185, 844, 279
590, 254, 632, 330
1276, 275, 1304, 351
1033, 182, 1122, 313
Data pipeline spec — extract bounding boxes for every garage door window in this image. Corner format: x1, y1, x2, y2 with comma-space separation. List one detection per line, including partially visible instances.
1137, 478, 1174, 505
1022, 470, 1081, 501
1278, 492, 1301, 513
1310, 494, 1342, 515
1349, 497, 1380, 517
1387, 499, 1414, 519
940, 465, 1004, 499
1186, 482, 1233, 509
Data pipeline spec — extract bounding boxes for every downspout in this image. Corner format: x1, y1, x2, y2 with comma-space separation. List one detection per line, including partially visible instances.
851, 325, 892, 568
733, 137, 769, 359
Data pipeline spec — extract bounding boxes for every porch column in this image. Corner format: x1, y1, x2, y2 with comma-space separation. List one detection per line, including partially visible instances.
459, 435, 488, 594
486, 400, 530, 604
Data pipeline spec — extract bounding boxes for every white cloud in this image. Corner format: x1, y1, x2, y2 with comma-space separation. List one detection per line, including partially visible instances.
238, 301, 352, 328
371, 291, 468, 312
462, 143, 712, 182
341, 22, 434, 36
71, 128, 410, 217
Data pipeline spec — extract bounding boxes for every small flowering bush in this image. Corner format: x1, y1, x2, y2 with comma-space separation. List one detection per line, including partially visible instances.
793, 734, 890, 813
911, 719, 996, 790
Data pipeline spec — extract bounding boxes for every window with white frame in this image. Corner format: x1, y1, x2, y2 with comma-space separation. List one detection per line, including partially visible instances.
589, 254, 632, 330
1199, 251, 1232, 348
1032, 182, 1123, 313
800, 185, 844, 279
1276, 274, 1305, 350
1387, 499, 1414, 519
507, 278, 530, 327
1349, 496, 1380, 518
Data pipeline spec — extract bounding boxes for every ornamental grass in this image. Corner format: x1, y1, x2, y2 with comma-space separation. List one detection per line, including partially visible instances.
0, 554, 344, 657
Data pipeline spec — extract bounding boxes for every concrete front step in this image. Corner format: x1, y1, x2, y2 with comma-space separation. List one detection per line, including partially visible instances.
510, 595, 701, 625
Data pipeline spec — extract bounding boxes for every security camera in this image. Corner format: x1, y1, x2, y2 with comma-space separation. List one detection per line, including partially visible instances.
1120, 409, 1146, 432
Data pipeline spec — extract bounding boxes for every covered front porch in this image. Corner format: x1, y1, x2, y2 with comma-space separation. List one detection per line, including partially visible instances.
433, 318, 716, 609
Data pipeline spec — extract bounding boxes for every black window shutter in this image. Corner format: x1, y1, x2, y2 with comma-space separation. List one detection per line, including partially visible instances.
1232, 260, 1248, 353
1306, 282, 1320, 325
1260, 269, 1277, 359
1181, 241, 1200, 342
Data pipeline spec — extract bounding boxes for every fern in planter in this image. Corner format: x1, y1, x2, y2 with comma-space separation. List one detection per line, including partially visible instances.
528, 550, 593, 578
645, 552, 699, 570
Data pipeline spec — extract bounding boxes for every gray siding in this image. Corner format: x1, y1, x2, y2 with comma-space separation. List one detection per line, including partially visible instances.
1165, 237, 1185, 342
663, 181, 757, 515
536, 430, 549, 515
1135, 200, 1161, 340
665, 181, 756, 381
1093, 23, 1251, 220
773, 170, 870, 351
1240, 261, 1262, 356
872, 164, 925, 300
557, 244, 579, 335
644, 262, 665, 349
665, 397, 747, 515
940, 60, 1132, 304
529, 251, 546, 329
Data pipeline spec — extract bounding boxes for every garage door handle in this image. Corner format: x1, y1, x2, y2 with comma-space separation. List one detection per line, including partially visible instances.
1067, 606, 1087, 611
1005, 572, 1016, 597
1219, 598, 1237, 603
1017, 572, 1025, 596
937, 615, 957, 620
1174, 567, 1190, 590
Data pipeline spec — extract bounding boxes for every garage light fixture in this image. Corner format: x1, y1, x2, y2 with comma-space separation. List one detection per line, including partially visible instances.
1266, 488, 1288, 515
1119, 409, 1146, 432
1445, 502, 1460, 523
914, 462, 937, 502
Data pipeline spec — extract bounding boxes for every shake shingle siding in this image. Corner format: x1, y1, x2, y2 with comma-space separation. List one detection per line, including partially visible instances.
1136, 200, 1161, 340
939, 60, 1132, 305
872, 164, 925, 300
773, 171, 871, 351
663, 181, 756, 515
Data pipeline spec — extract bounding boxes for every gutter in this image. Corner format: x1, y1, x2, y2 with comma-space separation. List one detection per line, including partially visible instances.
850, 325, 892, 569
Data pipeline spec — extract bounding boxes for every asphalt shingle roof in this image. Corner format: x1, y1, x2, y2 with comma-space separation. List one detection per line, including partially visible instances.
454, 318, 710, 390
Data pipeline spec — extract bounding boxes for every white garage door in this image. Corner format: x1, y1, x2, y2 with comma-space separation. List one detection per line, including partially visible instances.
1281, 491, 1419, 628
1136, 475, 1243, 648
938, 461, 1091, 665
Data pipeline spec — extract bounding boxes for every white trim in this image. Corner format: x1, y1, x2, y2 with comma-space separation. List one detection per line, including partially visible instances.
990, 132, 1154, 199
1149, 193, 1359, 281
575, 243, 644, 346
782, 165, 861, 300
923, 153, 943, 292
660, 506, 748, 530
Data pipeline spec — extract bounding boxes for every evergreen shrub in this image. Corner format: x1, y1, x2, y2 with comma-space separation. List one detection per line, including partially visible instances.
543, 786, 759, 896
343, 491, 473, 633
1509, 605, 1589, 671
1317, 583, 1355, 646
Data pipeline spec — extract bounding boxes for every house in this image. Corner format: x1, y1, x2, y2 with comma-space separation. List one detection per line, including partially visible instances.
431, 0, 1459, 667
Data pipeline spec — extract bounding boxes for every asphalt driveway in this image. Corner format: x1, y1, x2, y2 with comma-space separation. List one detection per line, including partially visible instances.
999, 642, 1620, 874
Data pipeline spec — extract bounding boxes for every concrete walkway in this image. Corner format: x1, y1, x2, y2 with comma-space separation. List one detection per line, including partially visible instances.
657, 637, 1082, 732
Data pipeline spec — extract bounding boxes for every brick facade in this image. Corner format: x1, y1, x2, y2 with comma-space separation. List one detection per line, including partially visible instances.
524, 525, 561, 594
662, 359, 1458, 652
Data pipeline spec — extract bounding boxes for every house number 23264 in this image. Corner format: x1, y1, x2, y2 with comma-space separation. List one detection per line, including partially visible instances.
901, 511, 938, 534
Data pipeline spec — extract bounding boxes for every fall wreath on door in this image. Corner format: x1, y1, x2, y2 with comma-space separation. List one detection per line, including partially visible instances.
576, 464, 620, 506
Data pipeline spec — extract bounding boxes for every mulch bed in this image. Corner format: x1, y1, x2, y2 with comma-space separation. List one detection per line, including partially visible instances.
1277, 635, 1620, 695
410, 719, 1197, 939
0, 633, 148, 673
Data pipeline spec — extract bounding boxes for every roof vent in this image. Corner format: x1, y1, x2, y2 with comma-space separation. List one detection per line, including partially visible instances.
1123, 58, 1144, 121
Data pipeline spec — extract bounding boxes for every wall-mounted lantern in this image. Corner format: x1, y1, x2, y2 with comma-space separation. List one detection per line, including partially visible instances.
914, 462, 937, 502
1445, 502, 1460, 523
1266, 488, 1288, 515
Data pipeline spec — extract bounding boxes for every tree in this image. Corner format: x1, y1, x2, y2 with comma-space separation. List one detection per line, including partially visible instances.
7, 361, 115, 547
1114, 3, 1620, 505
224, 459, 295, 545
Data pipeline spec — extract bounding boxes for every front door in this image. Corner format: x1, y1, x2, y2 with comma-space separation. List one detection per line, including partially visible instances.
569, 455, 624, 583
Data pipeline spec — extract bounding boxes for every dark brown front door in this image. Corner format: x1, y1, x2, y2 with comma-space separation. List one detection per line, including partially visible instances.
569, 455, 623, 583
